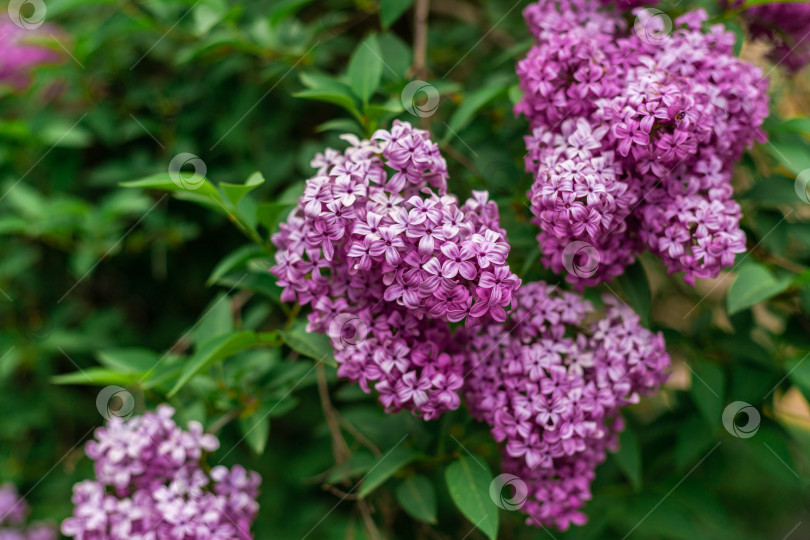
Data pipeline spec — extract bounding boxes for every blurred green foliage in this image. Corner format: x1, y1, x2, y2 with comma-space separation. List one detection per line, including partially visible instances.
2, 0, 810, 538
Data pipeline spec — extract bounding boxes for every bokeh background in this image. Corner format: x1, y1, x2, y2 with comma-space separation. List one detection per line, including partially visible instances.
2, 0, 810, 538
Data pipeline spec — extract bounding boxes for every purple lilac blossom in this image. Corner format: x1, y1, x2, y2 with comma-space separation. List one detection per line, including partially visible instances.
746, 3, 810, 73
271, 121, 520, 418
61, 405, 260, 539
464, 282, 669, 529
0, 15, 59, 89
0, 484, 56, 540
516, 0, 769, 287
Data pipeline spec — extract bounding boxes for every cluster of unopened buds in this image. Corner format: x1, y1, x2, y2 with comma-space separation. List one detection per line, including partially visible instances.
516, 0, 769, 287
61, 405, 261, 539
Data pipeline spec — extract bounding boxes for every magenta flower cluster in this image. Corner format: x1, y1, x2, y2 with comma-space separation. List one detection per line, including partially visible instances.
746, 3, 810, 73
62, 406, 260, 540
271, 121, 520, 418
0, 484, 56, 540
465, 282, 669, 529
516, 0, 769, 287
0, 15, 59, 89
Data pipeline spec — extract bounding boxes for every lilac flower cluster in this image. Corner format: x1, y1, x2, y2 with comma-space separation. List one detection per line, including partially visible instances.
0, 15, 59, 89
0, 484, 56, 540
271, 121, 520, 418
62, 405, 260, 539
516, 0, 769, 287
465, 282, 669, 529
746, 3, 810, 73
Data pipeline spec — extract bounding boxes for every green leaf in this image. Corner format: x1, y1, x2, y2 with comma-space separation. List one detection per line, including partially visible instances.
442, 81, 507, 144
445, 455, 499, 540
359, 446, 417, 498
52, 367, 138, 386
396, 475, 437, 524
727, 262, 792, 315
769, 117, 810, 136
380, 0, 414, 28
96, 348, 159, 374
122, 172, 221, 200
766, 135, 810, 176
294, 88, 362, 119
192, 293, 234, 345
612, 427, 641, 490
378, 33, 412, 79
786, 355, 810, 403
688, 362, 725, 429
169, 331, 258, 396
207, 245, 266, 285
219, 171, 265, 208
280, 320, 336, 367
617, 261, 651, 326
239, 407, 271, 455
348, 34, 383, 105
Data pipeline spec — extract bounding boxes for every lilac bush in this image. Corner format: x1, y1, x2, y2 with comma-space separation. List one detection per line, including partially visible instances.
271, 120, 521, 418
465, 282, 669, 529
516, 0, 769, 287
61, 405, 260, 539
0, 484, 56, 540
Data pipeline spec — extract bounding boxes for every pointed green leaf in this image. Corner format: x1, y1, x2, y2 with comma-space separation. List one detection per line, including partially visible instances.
96, 348, 160, 374
52, 368, 138, 386
442, 81, 507, 144
359, 446, 417, 498
612, 427, 641, 490
239, 407, 271, 455
396, 475, 437, 524
380, 0, 414, 28
617, 261, 651, 326
445, 455, 499, 540
169, 331, 258, 396
689, 362, 725, 429
348, 34, 383, 105
219, 171, 265, 208
207, 245, 267, 285
122, 172, 221, 200
727, 263, 792, 315
280, 320, 336, 367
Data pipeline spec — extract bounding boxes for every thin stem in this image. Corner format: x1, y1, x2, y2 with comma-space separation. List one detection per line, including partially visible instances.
413, 0, 430, 80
